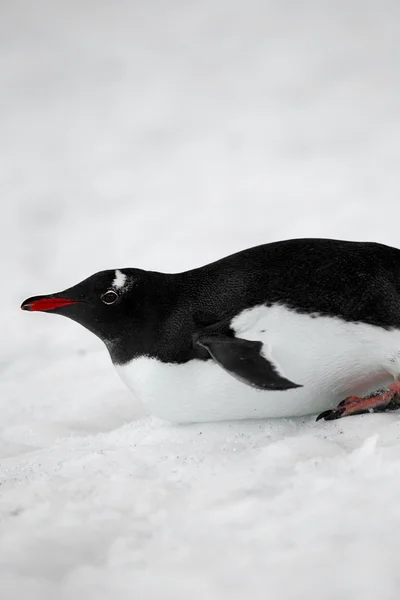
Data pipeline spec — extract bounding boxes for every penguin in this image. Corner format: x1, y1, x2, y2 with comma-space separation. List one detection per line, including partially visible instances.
20, 238, 400, 423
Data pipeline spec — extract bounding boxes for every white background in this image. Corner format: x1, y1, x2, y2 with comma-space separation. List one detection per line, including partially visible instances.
1, 1, 400, 598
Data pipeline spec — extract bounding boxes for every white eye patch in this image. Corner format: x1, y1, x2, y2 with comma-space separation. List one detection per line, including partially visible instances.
112, 270, 127, 290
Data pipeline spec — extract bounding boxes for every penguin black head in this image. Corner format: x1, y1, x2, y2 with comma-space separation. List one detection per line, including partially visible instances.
21, 269, 144, 346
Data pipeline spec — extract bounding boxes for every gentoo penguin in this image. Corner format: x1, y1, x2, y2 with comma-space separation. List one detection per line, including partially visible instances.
21, 238, 400, 423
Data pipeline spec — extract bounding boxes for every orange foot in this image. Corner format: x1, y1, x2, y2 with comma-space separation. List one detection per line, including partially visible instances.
317, 382, 400, 421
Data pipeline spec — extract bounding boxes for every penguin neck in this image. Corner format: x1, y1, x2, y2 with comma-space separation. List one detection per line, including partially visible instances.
105, 264, 247, 366
105, 270, 197, 366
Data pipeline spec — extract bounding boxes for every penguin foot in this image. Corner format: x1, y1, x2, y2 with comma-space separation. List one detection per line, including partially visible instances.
316, 382, 400, 421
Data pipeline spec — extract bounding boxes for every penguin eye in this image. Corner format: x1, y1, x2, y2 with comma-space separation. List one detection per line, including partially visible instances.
101, 290, 118, 305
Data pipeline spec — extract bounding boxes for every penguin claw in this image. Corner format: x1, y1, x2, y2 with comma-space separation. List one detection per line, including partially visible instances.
317, 383, 400, 423
316, 408, 346, 421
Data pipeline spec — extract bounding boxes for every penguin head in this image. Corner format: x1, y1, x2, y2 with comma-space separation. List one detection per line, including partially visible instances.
21, 269, 146, 345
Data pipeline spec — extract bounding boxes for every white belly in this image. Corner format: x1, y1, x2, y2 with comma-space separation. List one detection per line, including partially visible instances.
115, 304, 400, 423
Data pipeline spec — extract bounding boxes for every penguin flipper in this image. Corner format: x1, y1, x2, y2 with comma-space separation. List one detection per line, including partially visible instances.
194, 334, 302, 391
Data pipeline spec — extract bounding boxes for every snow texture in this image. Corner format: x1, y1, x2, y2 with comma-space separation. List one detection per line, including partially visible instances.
1, 1, 400, 598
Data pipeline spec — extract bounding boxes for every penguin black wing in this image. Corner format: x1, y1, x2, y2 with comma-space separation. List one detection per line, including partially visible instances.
194, 333, 302, 391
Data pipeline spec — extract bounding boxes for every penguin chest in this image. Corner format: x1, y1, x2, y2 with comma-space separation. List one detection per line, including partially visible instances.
115, 304, 400, 423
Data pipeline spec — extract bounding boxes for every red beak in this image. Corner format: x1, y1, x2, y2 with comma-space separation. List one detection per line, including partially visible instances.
21, 297, 79, 312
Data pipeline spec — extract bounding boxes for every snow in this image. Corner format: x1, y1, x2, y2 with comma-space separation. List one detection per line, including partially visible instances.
1, 0, 400, 598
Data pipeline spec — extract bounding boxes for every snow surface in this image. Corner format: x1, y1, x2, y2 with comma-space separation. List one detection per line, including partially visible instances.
2, 1, 400, 598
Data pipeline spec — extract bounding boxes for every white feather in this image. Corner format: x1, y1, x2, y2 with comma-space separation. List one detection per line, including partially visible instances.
112, 270, 127, 290
115, 304, 400, 423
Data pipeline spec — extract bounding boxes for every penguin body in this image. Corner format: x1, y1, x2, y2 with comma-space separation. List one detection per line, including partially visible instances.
116, 303, 400, 422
